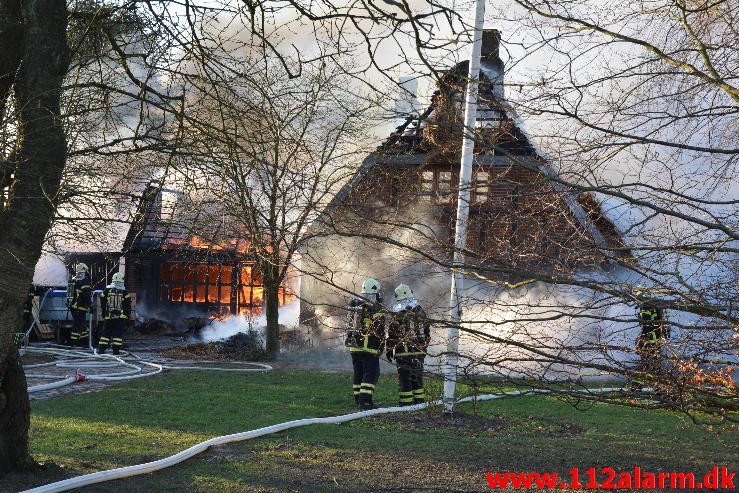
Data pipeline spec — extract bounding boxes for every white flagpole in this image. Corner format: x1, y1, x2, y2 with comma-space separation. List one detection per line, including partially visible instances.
443, 0, 486, 413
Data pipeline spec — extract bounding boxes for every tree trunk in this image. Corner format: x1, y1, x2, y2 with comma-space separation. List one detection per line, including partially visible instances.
263, 262, 281, 361
0, 0, 69, 476
0, 349, 33, 473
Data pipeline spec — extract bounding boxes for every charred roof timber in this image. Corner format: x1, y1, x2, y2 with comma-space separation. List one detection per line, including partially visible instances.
314, 27, 632, 272
380, 29, 532, 157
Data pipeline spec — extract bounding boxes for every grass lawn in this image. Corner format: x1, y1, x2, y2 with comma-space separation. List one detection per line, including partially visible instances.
2, 369, 736, 492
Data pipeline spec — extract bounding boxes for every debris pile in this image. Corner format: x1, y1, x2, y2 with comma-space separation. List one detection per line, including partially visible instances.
157, 331, 265, 361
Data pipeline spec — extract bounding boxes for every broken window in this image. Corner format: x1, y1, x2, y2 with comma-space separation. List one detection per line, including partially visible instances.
474, 170, 489, 203
438, 171, 453, 203
418, 169, 457, 204
160, 261, 239, 316
157, 259, 293, 317
420, 171, 434, 201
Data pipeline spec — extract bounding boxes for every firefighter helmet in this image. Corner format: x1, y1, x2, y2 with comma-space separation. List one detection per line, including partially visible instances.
394, 283, 413, 301
75, 263, 89, 274
361, 278, 381, 294
111, 272, 124, 283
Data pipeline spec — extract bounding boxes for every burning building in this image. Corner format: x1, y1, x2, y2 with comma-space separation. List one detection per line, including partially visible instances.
299, 29, 629, 327
122, 186, 295, 326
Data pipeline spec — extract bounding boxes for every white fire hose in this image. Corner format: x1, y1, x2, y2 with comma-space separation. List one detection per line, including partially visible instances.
24, 346, 272, 394
20, 387, 625, 493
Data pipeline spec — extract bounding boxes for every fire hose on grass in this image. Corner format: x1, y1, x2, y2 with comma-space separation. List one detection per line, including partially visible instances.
20, 387, 625, 493
24, 346, 272, 394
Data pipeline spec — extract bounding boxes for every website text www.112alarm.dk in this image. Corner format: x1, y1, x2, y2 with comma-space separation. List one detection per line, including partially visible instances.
485, 466, 735, 489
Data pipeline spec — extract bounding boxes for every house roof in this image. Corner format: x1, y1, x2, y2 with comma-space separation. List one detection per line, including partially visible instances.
122, 185, 252, 258
319, 29, 630, 260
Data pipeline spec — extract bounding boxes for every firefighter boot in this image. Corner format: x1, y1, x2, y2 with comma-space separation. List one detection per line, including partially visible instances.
353, 385, 361, 408
98, 336, 110, 354
77, 334, 89, 348
112, 337, 124, 355
412, 388, 426, 405
399, 391, 414, 406
358, 394, 376, 411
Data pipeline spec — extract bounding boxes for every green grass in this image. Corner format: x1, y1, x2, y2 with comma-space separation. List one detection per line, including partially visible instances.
2, 370, 735, 492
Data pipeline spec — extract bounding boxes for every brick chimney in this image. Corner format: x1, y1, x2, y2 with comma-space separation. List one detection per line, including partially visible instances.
480, 29, 504, 100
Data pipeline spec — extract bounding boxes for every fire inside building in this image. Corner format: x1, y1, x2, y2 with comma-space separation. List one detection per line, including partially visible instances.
51, 186, 294, 329
120, 186, 295, 324
299, 29, 629, 325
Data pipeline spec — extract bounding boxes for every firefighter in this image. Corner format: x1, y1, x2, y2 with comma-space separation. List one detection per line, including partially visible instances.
345, 278, 386, 410
67, 263, 92, 347
631, 302, 669, 390
387, 284, 430, 406
97, 272, 132, 355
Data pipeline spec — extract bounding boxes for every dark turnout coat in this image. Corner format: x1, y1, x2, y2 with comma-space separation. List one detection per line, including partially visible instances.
387, 298, 430, 358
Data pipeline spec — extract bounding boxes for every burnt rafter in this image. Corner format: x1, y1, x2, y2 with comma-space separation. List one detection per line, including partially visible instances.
318, 28, 630, 274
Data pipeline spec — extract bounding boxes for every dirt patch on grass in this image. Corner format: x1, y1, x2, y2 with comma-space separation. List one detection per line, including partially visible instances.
0, 460, 86, 493
371, 410, 585, 437
374, 410, 507, 432
157, 341, 265, 361
20, 352, 55, 365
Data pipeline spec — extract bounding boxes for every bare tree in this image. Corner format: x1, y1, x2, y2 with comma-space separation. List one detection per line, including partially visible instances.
300, 1, 737, 421
476, 0, 738, 418
1, 0, 467, 471
178, 58, 375, 359
0, 0, 70, 473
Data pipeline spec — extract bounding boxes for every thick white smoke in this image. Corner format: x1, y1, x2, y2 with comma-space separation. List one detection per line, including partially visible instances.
33, 254, 68, 287
436, 277, 639, 381
198, 301, 300, 343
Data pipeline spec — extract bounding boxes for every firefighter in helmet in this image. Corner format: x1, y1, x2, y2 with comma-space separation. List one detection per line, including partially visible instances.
387, 284, 430, 406
97, 272, 132, 355
631, 301, 669, 390
345, 278, 386, 410
67, 263, 92, 347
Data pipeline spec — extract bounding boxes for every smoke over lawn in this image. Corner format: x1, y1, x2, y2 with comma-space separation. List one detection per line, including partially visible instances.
198, 301, 300, 343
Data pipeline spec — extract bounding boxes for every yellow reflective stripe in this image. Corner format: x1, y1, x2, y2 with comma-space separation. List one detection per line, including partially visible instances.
361, 383, 375, 389
640, 310, 657, 320
359, 389, 373, 395
399, 398, 414, 403
349, 346, 379, 355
